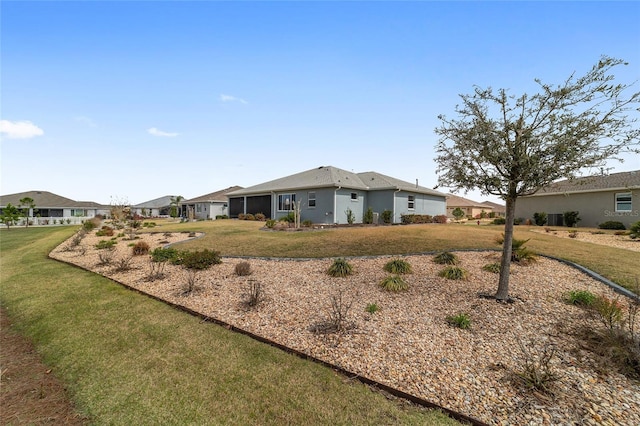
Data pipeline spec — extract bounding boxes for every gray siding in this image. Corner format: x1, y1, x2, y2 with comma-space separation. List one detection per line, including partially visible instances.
395, 192, 447, 222
367, 190, 394, 223
515, 189, 640, 228
335, 189, 365, 224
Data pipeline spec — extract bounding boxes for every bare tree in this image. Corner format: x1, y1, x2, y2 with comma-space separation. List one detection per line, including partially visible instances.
435, 56, 639, 301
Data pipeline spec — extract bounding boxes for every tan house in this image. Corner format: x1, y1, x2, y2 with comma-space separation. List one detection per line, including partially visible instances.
480, 200, 506, 217
446, 194, 493, 219
514, 170, 640, 228
181, 186, 243, 220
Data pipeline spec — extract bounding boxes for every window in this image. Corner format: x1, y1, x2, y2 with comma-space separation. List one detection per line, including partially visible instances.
308, 192, 316, 208
71, 209, 88, 217
615, 192, 632, 212
278, 193, 296, 211
196, 204, 202, 213
408, 195, 415, 210
350, 192, 358, 201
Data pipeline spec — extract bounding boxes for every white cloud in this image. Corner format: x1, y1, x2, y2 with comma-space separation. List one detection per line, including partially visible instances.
0, 120, 44, 139
220, 94, 248, 104
74, 116, 97, 127
147, 127, 179, 137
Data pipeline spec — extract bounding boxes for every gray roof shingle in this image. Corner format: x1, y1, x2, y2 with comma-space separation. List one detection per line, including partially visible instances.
183, 186, 244, 203
227, 166, 446, 197
534, 170, 640, 195
0, 190, 105, 208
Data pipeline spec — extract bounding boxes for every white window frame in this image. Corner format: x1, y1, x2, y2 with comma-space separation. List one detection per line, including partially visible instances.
308, 192, 316, 208
615, 192, 632, 212
408, 195, 415, 210
278, 193, 296, 211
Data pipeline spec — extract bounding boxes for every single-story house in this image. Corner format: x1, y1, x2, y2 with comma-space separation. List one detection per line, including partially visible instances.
446, 194, 494, 219
514, 170, 640, 228
480, 201, 506, 217
131, 195, 175, 218
181, 186, 243, 220
226, 165, 447, 224
0, 190, 109, 225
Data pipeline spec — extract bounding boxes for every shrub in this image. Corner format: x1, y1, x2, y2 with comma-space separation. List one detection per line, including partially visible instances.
245, 213, 256, 221
280, 212, 295, 223
593, 295, 624, 331
598, 221, 626, 230
433, 215, 448, 224
564, 290, 596, 307
363, 207, 374, 224
563, 211, 581, 227
439, 266, 468, 280
95, 240, 117, 250
492, 217, 506, 225
96, 226, 114, 237
433, 251, 459, 265
614, 230, 628, 236
383, 259, 412, 274
265, 219, 276, 229
513, 217, 523, 225
254, 213, 266, 221
496, 234, 537, 264
113, 256, 134, 273
182, 249, 222, 271
243, 279, 263, 307
83, 220, 98, 231
302, 219, 313, 227
379, 275, 409, 292
132, 241, 150, 256
215, 215, 229, 220
345, 208, 355, 225
310, 290, 355, 334
533, 212, 548, 226
148, 247, 178, 280
630, 221, 640, 239
238, 213, 246, 220
235, 261, 252, 276
96, 250, 115, 266
482, 262, 501, 273
400, 214, 433, 224
365, 303, 379, 314
446, 313, 471, 329
327, 258, 353, 277
381, 210, 392, 224
514, 340, 561, 394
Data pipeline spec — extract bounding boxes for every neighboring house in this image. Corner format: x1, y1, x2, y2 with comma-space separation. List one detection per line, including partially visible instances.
446, 194, 494, 219
181, 186, 243, 220
514, 170, 640, 228
226, 165, 447, 224
0, 190, 108, 224
480, 201, 506, 217
131, 195, 175, 218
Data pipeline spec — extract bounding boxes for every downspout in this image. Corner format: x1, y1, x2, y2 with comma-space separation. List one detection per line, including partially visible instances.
334, 186, 341, 224
393, 187, 401, 223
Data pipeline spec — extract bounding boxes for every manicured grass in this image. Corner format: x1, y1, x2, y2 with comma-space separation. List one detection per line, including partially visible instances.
157, 220, 639, 291
0, 227, 458, 425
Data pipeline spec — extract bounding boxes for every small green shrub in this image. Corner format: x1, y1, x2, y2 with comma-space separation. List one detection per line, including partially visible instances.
446, 313, 471, 329
302, 219, 313, 227
563, 211, 580, 227
265, 219, 276, 229
215, 215, 229, 220
95, 240, 117, 250
379, 275, 409, 292
151, 247, 179, 263
235, 261, 252, 276
365, 303, 379, 314
433, 251, 459, 265
345, 208, 355, 225
598, 221, 626, 230
533, 212, 548, 226
363, 207, 374, 224
327, 258, 353, 277
381, 210, 392, 224
492, 217, 506, 225
564, 290, 596, 307
630, 221, 640, 239
280, 212, 295, 223
181, 249, 222, 270
383, 259, 412, 274
438, 266, 468, 280
83, 220, 98, 231
482, 262, 501, 273
132, 241, 150, 256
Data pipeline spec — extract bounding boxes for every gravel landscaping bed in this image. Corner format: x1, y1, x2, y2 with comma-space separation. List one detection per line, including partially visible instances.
50, 229, 640, 426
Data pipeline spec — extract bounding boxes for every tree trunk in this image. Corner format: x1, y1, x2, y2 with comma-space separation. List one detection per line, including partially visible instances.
495, 197, 517, 301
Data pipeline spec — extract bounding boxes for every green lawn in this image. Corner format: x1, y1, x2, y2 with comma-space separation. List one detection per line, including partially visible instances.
0, 226, 459, 425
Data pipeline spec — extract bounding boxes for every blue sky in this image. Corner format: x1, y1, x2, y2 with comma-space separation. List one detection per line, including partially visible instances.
1, 1, 639, 205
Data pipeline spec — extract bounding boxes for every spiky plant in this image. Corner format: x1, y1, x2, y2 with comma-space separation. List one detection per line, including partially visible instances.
383, 259, 412, 274
379, 275, 409, 292
327, 258, 353, 277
